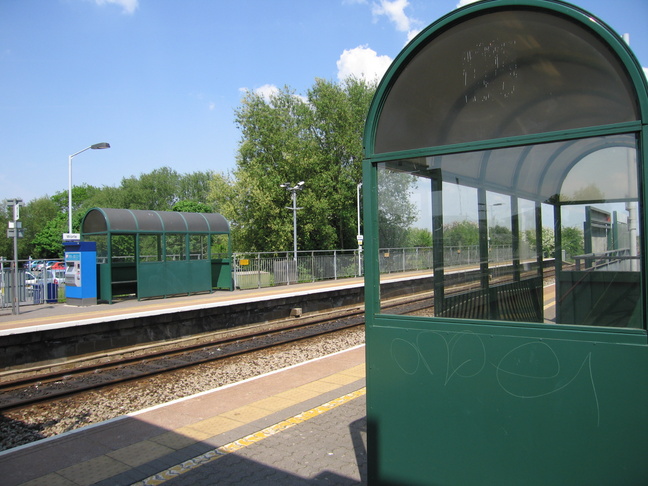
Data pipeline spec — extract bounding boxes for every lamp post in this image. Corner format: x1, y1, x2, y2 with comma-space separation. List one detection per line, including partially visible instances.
68, 143, 110, 234
280, 181, 304, 261
488, 202, 503, 249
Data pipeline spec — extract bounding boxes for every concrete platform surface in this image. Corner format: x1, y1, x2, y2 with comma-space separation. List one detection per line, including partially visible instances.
0, 345, 367, 486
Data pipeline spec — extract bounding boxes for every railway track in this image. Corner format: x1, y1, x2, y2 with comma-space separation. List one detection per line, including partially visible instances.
0, 306, 368, 412
0, 268, 555, 412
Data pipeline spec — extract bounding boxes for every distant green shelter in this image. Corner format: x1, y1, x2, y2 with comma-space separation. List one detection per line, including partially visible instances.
362, 0, 648, 484
82, 208, 232, 303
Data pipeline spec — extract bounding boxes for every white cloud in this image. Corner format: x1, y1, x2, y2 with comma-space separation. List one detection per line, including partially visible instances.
239, 85, 308, 104
456, 0, 482, 8
239, 84, 280, 102
337, 45, 392, 82
372, 0, 411, 32
95, 0, 139, 15
371, 0, 421, 43
253, 84, 280, 102
644, 67, 648, 79
406, 28, 421, 44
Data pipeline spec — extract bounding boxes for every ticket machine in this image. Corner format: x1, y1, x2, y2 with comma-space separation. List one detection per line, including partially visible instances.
64, 241, 97, 306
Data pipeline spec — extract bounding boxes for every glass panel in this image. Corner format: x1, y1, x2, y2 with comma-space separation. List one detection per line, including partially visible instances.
374, 9, 638, 153
376, 134, 642, 328
83, 235, 108, 263
165, 234, 186, 261
111, 235, 135, 263
556, 144, 641, 327
211, 234, 229, 259
190, 235, 208, 260
139, 234, 161, 262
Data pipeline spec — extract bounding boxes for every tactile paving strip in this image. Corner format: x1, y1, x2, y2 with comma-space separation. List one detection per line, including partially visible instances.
132, 387, 366, 486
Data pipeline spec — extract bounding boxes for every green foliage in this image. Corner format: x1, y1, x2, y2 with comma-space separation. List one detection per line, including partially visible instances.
0, 201, 12, 259
31, 212, 67, 258
405, 228, 433, 247
444, 221, 480, 247
222, 78, 376, 252
525, 227, 556, 257
561, 226, 584, 259
377, 169, 418, 247
20, 196, 61, 258
172, 200, 213, 213
490, 225, 513, 246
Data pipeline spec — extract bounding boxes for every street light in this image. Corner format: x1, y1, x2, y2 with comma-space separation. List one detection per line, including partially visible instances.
68, 143, 110, 234
280, 181, 304, 261
488, 202, 503, 249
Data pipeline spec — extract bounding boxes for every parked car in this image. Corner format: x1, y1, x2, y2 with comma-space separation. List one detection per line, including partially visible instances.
25, 270, 60, 288
24, 271, 37, 289
24, 260, 44, 271
51, 262, 65, 270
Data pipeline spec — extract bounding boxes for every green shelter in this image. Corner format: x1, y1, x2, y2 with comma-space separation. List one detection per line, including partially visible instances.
362, 0, 648, 484
82, 208, 232, 303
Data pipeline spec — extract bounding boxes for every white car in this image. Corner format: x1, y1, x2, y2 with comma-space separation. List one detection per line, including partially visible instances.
25, 270, 60, 289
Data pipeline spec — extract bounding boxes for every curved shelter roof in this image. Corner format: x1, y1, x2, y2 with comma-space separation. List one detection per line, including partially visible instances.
364, 0, 648, 205
82, 208, 230, 235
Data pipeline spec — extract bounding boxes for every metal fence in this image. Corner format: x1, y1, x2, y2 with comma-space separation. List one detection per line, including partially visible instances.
233, 250, 363, 289
1, 245, 521, 306
1, 261, 63, 309
232, 245, 520, 289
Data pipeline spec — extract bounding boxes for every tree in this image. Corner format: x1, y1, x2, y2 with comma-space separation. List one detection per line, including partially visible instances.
172, 200, 213, 213
444, 221, 480, 247
525, 227, 555, 258
561, 226, 584, 259
19, 196, 60, 258
0, 201, 11, 259
120, 167, 182, 210
378, 169, 418, 248
490, 225, 513, 246
405, 227, 433, 247
222, 78, 377, 252
30, 213, 67, 258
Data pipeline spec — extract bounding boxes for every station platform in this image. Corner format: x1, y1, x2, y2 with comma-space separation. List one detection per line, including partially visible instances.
0, 276, 370, 334
0, 345, 367, 485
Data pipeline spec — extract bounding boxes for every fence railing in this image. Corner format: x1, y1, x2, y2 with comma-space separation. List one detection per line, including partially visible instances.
2, 246, 523, 306
232, 245, 521, 289
233, 250, 363, 289
1, 263, 63, 309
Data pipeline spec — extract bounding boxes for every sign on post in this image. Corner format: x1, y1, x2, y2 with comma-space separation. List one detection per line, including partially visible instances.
63, 233, 81, 242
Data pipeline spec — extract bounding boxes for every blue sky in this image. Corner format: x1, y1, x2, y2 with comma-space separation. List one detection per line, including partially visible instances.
1, 0, 646, 204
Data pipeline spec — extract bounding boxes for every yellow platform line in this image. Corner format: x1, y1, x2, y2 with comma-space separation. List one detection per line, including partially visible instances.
132, 387, 366, 486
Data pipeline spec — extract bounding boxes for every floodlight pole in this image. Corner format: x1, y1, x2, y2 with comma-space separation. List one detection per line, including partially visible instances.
280, 181, 304, 261
68, 143, 110, 234
6, 199, 23, 315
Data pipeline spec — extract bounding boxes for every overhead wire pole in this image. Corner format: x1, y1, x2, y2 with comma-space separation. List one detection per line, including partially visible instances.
280, 181, 304, 261
6, 198, 23, 315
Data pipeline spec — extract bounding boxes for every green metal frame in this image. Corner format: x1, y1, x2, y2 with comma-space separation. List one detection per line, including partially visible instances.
362, 1, 648, 484
82, 208, 233, 303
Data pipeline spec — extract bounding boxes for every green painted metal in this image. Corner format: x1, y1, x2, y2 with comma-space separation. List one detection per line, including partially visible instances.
81, 208, 232, 302
362, 0, 648, 484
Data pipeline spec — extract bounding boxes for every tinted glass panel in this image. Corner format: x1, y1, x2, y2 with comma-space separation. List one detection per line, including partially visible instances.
377, 134, 642, 328
139, 234, 161, 262
190, 235, 208, 260
375, 9, 638, 153
166, 234, 186, 261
